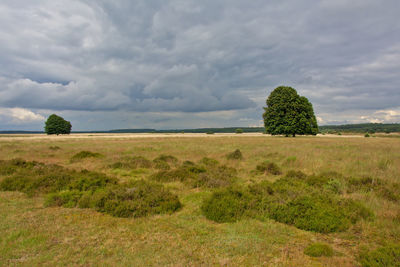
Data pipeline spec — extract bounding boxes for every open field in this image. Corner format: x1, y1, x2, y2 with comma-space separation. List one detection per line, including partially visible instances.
1, 134, 400, 266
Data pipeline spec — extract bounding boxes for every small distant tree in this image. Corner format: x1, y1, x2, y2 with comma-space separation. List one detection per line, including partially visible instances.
44, 114, 72, 135
235, 128, 243, 134
263, 86, 318, 137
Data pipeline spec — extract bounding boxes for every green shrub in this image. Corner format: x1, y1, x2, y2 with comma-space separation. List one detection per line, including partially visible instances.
89, 180, 182, 218
201, 171, 373, 233
226, 149, 243, 160
271, 195, 351, 233
150, 163, 235, 189
154, 154, 178, 164
110, 156, 152, 169
256, 161, 282, 175
49, 146, 61, 150
206, 131, 214, 135
0, 159, 116, 196
358, 244, 400, 267
324, 179, 343, 194
235, 128, 243, 134
304, 243, 334, 257
150, 168, 194, 183
365, 133, 370, 137
153, 159, 171, 170
70, 151, 103, 162
199, 157, 219, 167
201, 188, 251, 223
271, 195, 372, 233
67, 171, 118, 192
44, 190, 83, 208
0, 158, 39, 175
191, 165, 237, 188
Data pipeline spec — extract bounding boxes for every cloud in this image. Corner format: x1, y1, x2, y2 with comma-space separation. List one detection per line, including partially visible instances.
0, 108, 45, 124
0, 0, 399, 130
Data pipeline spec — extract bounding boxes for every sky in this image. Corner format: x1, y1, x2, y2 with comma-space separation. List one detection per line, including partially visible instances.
0, 0, 399, 131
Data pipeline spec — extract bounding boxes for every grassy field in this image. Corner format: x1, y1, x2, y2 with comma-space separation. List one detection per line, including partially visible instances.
1, 134, 399, 266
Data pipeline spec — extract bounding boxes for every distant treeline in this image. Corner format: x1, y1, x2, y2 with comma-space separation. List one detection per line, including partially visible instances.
319, 123, 400, 133
109, 127, 265, 133
0, 127, 265, 134
1, 123, 399, 134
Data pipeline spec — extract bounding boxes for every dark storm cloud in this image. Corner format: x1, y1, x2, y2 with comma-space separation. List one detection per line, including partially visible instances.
0, 0, 399, 129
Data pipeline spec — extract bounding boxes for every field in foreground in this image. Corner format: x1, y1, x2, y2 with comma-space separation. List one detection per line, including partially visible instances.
0, 134, 399, 266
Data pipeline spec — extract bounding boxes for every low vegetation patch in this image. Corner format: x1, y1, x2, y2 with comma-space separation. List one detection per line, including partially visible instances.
226, 149, 243, 160
304, 243, 334, 257
201, 171, 373, 233
49, 146, 61, 150
70, 151, 103, 162
0, 159, 181, 218
201, 188, 251, 223
149, 159, 237, 188
110, 156, 152, 169
256, 161, 282, 175
358, 244, 400, 267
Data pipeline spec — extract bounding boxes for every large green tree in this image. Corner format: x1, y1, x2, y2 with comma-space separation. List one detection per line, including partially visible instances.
44, 114, 72, 135
263, 86, 318, 137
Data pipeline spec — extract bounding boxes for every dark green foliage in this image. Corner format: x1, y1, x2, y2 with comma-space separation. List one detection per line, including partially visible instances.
0, 159, 117, 196
199, 157, 219, 167
150, 168, 195, 183
44, 114, 72, 135
201, 188, 251, 223
304, 243, 334, 257
87, 180, 182, 218
0, 159, 181, 218
235, 128, 243, 134
45, 190, 83, 208
226, 149, 243, 160
153, 160, 171, 170
70, 151, 103, 162
319, 123, 400, 134
365, 133, 370, 137
201, 171, 373, 233
263, 86, 318, 136
256, 161, 282, 175
153, 154, 178, 164
206, 131, 214, 134
110, 156, 152, 169
153, 155, 178, 169
49, 146, 61, 150
271, 195, 370, 233
358, 244, 400, 267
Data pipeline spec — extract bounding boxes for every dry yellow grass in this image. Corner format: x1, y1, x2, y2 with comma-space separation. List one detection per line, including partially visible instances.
0, 134, 399, 266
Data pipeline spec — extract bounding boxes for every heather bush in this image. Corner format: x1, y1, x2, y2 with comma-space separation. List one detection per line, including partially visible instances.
201, 188, 251, 223
358, 244, 400, 267
110, 156, 152, 169
256, 161, 281, 175
304, 243, 334, 257
89, 180, 182, 218
226, 149, 243, 160
70, 151, 103, 162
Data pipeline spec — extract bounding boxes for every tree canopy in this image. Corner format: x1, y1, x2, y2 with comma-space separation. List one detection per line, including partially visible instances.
263, 86, 318, 137
44, 114, 72, 135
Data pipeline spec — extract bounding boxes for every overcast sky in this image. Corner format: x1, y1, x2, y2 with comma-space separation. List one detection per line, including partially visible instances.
0, 0, 399, 130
